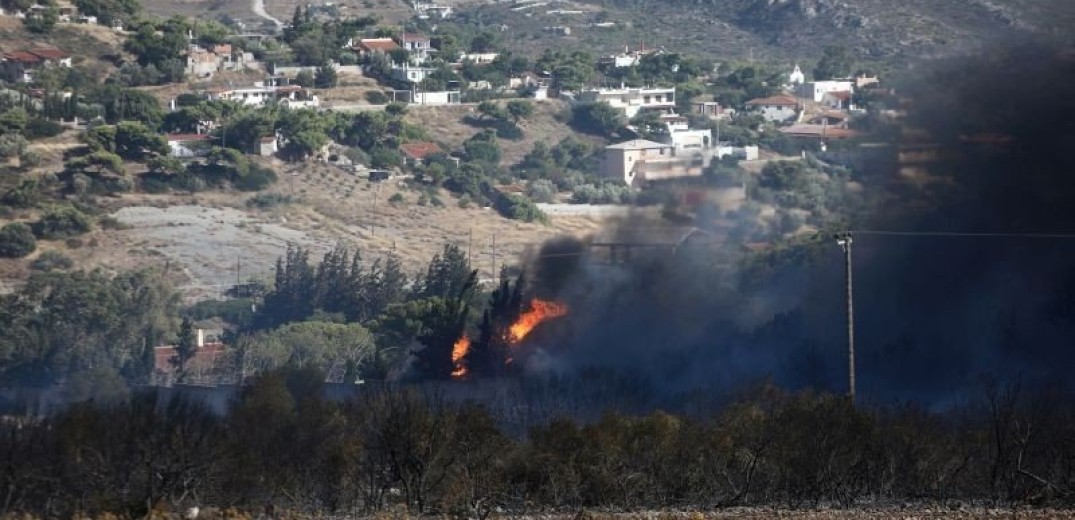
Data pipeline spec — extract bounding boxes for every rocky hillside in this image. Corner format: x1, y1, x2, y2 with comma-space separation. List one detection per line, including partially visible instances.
585, 0, 1075, 59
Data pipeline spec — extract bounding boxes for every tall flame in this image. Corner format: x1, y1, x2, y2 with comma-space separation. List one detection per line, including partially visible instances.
451, 335, 470, 379
509, 299, 568, 344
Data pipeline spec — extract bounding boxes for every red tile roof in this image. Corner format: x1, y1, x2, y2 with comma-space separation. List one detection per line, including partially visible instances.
29, 48, 69, 60
746, 94, 800, 107
400, 141, 442, 160
3, 51, 42, 64
167, 133, 213, 142
356, 38, 400, 52
400, 33, 430, 43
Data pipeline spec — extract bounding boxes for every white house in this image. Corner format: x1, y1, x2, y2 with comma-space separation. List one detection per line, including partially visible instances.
390, 63, 437, 84
206, 83, 318, 108
797, 80, 855, 103
598, 45, 657, 69
668, 128, 713, 151
258, 136, 278, 157
821, 90, 853, 110
745, 94, 800, 122
602, 139, 676, 186
413, 2, 452, 19
715, 144, 759, 161
410, 90, 461, 105
397, 33, 433, 61
458, 52, 499, 65
167, 134, 213, 158
576, 85, 675, 118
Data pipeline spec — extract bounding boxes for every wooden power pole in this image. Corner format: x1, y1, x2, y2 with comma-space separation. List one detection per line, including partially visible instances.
836, 232, 856, 404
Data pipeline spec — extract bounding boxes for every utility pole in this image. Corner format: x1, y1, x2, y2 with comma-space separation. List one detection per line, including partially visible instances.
491, 233, 497, 281
836, 231, 855, 404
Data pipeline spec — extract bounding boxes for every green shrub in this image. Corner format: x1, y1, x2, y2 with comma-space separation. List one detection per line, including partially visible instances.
184, 298, 256, 327
246, 193, 295, 208
365, 91, 390, 104
2, 179, 43, 208
233, 165, 277, 191
32, 206, 93, 239
30, 250, 74, 271
24, 118, 64, 139
387, 193, 404, 205
0, 222, 37, 257
98, 215, 131, 230
18, 150, 42, 169
496, 193, 547, 223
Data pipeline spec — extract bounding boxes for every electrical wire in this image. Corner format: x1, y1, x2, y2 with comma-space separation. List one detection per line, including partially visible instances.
853, 230, 1075, 239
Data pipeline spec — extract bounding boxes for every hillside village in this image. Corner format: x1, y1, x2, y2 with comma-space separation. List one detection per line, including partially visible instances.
0, 0, 900, 302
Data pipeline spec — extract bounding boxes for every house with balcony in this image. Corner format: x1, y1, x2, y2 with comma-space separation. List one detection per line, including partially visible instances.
576, 85, 676, 118
390, 63, 438, 84
396, 33, 433, 61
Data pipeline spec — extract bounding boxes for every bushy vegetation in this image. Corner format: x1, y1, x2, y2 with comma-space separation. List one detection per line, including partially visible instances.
30, 249, 74, 271
0, 222, 37, 258
31, 205, 93, 239
0, 374, 1071, 517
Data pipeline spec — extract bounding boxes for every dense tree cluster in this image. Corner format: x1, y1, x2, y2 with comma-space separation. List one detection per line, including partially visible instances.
1, 375, 1072, 517
0, 268, 178, 388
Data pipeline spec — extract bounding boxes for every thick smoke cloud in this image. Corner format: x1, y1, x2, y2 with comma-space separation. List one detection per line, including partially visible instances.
516, 41, 1075, 408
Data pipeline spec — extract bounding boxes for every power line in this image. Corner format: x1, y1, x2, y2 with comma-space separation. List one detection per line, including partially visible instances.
854, 230, 1075, 239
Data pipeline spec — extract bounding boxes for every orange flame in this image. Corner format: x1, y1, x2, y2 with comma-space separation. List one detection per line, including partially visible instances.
509, 299, 568, 344
451, 335, 470, 379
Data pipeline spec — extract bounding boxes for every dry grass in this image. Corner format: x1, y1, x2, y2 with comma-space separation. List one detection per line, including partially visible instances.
401, 99, 604, 164
0, 18, 122, 79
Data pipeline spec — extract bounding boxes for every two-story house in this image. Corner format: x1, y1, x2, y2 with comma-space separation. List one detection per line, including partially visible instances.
576, 85, 676, 118
602, 138, 715, 186
396, 33, 433, 62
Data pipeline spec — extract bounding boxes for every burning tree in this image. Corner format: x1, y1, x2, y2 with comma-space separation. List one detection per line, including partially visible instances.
465, 274, 525, 379
462, 273, 569, 380
413, 271, 478, 380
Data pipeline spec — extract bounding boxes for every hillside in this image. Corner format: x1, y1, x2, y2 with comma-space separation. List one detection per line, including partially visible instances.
462, 0, 1075, 63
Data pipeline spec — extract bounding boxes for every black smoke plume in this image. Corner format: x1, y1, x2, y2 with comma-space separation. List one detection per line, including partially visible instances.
515, 41, 1075, 408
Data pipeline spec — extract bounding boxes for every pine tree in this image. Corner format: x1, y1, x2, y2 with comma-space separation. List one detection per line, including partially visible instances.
414, 270, 477, 380
465, 272, 525, 378
171, 317, 197, 382
415, 244, 471, 299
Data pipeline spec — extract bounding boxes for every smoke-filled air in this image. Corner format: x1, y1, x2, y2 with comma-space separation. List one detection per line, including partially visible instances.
481, 41, 1075, 409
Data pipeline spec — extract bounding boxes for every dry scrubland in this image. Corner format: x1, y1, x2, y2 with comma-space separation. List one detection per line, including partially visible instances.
402, 99, 603, 165
0, 96, 604, 298
4, 509, 1071, 520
